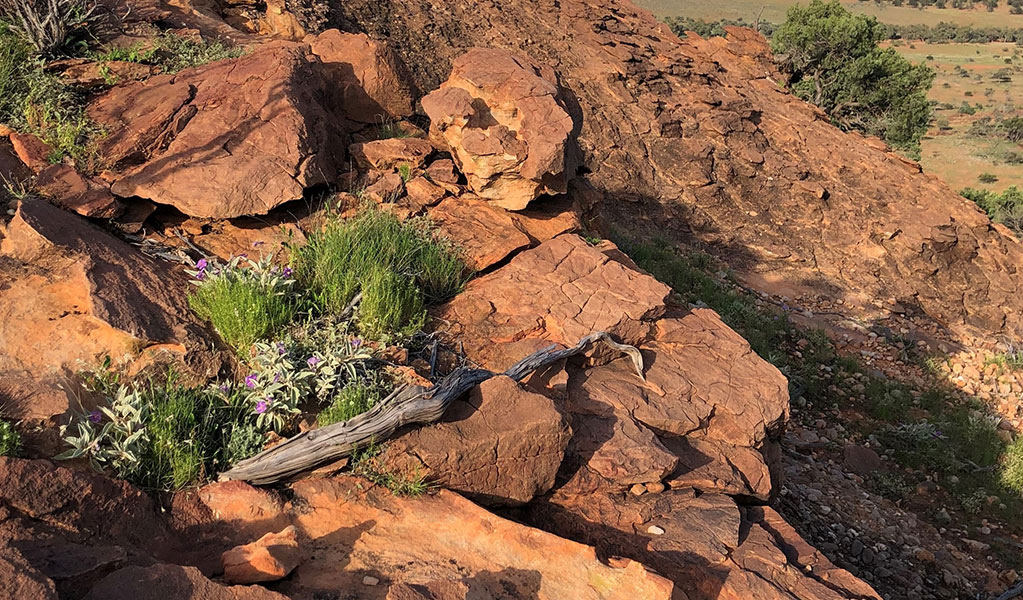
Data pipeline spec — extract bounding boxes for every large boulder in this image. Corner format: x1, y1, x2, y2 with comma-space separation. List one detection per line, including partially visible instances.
421, 48, 575, 211
379, 375, 571, 506
91, 41, 348, 219
308, 29, 417, 123
0, 200, 220, 420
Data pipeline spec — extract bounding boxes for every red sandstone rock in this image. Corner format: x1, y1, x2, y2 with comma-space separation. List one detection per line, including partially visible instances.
0, 200, 221, 420
221, 526, 302, 584
35, 165, 123, 218
436, 234, 671, 370
308, 29, 416, 123
428, 195, 532, 270
84, 564, 288, 600
379, 375, 570, 506
8, 132, 52, 172
92, 41, 348, 218
349, 138, 433, 170
422, 48, 574, 210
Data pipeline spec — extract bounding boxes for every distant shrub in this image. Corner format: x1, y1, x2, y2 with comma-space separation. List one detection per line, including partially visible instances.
0, 419, 20, 457
771, 0, 934, 153
959, 101, 977, 114
1001, 116, 1023, 142
962, 186, 1023, 233
188, 255, 298, 351
978, 172, 999, 183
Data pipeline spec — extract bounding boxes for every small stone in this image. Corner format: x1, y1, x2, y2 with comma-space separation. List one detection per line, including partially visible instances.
644, 482, 666, 494
647, 525, 665, 536
363, 576, 380, 586
630, 484, 646, 496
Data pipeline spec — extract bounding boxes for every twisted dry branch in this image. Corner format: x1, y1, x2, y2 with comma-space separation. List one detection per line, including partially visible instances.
220, 331, 644, 485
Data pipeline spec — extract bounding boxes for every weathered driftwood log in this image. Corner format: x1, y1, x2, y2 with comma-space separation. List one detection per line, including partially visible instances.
220, 331, 644, 485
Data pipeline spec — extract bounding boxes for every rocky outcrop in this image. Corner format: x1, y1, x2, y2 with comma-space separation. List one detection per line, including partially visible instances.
334, 0, 1023, 341
421, 48, 575, 211
0, 200, 219, 420
90, 40, 348, 219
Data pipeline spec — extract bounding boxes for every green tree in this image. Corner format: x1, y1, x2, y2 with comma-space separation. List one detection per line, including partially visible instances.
772, 0, 935, 153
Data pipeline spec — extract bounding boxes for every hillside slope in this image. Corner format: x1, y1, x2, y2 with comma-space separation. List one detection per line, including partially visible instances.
323, 0, 1023, 342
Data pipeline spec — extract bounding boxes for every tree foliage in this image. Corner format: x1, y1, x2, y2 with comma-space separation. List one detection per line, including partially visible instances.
772, 0, 935, 153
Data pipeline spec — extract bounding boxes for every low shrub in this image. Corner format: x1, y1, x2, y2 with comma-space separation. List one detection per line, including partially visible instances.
188, 256, 298, 351
0, 419, 20, 456
978, 172, 999, 184
961, 186, 1023, 234
58, 371, 266, 491
240, 327, 371, 432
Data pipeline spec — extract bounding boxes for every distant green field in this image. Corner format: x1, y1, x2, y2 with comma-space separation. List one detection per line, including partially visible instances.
637, 0, 1023, 193
638, 0, 1023, 27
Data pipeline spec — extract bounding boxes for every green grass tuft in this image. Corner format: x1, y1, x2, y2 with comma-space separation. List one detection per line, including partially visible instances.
1002, 435, 1023, 494
317, 381, 382, 427
293, 208, 468, 339
0, 420, 20, 457
189, 274, 296, 351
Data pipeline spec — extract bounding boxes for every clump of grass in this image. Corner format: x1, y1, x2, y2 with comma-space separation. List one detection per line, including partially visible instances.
188, 257, 298, 351
358, 266, 425, 342
317, 380, 381, 427
91, 32, 243, 73
293, 208, 468, 340
0, 419, 20, 457
150, 33, 243, 73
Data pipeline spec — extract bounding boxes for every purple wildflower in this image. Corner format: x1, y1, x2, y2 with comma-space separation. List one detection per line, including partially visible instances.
88, 410, 102, 424
307, 356, 321, 367
272, 373, 281, 384
252, 241, 265, 248
255, 399, 269, 414
350, 338, 363, 348
219, 383, 231, 393
196, 258, 208, 271
276, 341, 286, 355
281, 267, 293, 278
245, 373, 258, 389
195, 270, 206, 282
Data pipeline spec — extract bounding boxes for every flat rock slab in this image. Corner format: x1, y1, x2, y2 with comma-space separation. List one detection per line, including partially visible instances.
436, 234, 670, 370
428, 194, 532, 271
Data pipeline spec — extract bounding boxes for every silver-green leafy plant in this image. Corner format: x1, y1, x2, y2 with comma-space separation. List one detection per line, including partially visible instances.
241, 324, 372, 432
56, 385, 149, 477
